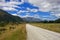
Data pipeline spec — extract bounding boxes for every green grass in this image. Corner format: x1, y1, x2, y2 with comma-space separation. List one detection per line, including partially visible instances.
30, 23, 60, 33
0, 24, 26, 40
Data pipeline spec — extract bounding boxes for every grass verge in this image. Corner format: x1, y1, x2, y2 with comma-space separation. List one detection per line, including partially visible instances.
0, 24, 26, 40
30, 23, 60, 33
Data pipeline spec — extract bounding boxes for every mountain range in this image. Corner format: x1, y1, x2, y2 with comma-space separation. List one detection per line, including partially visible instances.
22, 17, 41, 22
0, 9, 24, 26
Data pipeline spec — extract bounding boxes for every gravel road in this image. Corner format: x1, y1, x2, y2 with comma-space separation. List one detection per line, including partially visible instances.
26, 24, 60, 40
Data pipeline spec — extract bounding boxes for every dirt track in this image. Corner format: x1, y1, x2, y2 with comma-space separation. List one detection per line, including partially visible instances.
26, 24, 60, 40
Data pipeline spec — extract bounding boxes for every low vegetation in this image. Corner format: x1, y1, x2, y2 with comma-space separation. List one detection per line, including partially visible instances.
0, 9, 26, 40
30, 23, 60, 33
0, 24, 26, 40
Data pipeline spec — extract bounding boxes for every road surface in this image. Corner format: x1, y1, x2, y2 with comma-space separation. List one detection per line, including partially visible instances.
26, 24, 60, 40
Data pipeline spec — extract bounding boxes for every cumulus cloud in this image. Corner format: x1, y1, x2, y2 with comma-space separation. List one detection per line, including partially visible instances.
0, 0, 60, 18
27, 8, 38, 12
12, 13, 18, 16
29, 0, 60, 18
0, 1, 39, 18
17, 7, 38, 15
18, 10, 29, 13
2, 7, 18, 11
29, 0, 52, 12
0, 1, 23, 11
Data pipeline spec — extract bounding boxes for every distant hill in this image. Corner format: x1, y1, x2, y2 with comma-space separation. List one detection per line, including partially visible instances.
22, 17, 41, 22
54, 18, 60, 23
0, 9, 24, 26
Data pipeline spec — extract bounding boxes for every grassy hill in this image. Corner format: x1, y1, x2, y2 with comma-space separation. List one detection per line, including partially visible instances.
0, 9, 24, 27
0, 9, 26, 40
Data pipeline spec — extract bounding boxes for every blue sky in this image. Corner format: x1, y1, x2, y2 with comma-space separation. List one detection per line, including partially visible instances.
0, 0, 60, 20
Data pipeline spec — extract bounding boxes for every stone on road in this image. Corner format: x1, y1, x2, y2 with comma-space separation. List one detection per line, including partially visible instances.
26, 24, 60, 40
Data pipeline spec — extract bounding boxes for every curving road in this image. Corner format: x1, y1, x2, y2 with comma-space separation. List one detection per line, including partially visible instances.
26, 24, 60, 40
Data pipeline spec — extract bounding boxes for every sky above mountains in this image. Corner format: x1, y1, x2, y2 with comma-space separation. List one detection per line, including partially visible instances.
0, 0, 60, 20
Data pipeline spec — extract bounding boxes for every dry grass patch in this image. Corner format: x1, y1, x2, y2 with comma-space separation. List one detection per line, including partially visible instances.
31, 23, 60, 33
0, 24, 26, 40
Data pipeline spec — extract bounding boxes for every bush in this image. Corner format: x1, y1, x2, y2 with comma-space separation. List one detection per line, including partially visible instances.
0, 28, 7, 32
9, 26, 16, 30
0, 28, 7, 34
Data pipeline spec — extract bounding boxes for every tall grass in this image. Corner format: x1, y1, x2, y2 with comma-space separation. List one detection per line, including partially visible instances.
0, 24, 26, 40
31, 23, 60, 33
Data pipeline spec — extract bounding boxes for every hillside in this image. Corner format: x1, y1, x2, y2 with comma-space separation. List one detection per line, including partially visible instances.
22, 17, 41, 22
0, 9, 24, 27
0, 9, 26, 40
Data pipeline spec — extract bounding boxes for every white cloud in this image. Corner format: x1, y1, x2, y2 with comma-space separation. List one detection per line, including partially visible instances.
6, 2, 23, 5
2, 7, 18, 11
17, 8, 38, 15
18, 10, 29, 13
39, 2, 52, 12
12, 14, 18, 16
0, 1, 23, 11
0, 3, 20, 8
51, 13, 60, 18
29, 0, 60, 18
27, 8, 38, 12
30, 9, 38, 12
0, 0, 60, 18
29, 0, 52, 12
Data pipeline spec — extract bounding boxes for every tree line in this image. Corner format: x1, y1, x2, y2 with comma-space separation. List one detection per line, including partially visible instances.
40, 18, 60, 23
27, 18, 60, 23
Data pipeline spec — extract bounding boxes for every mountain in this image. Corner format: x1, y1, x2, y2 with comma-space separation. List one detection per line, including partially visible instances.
22, 17, 41, 22
0, 9, 24, 26
54, 18, 60, 23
